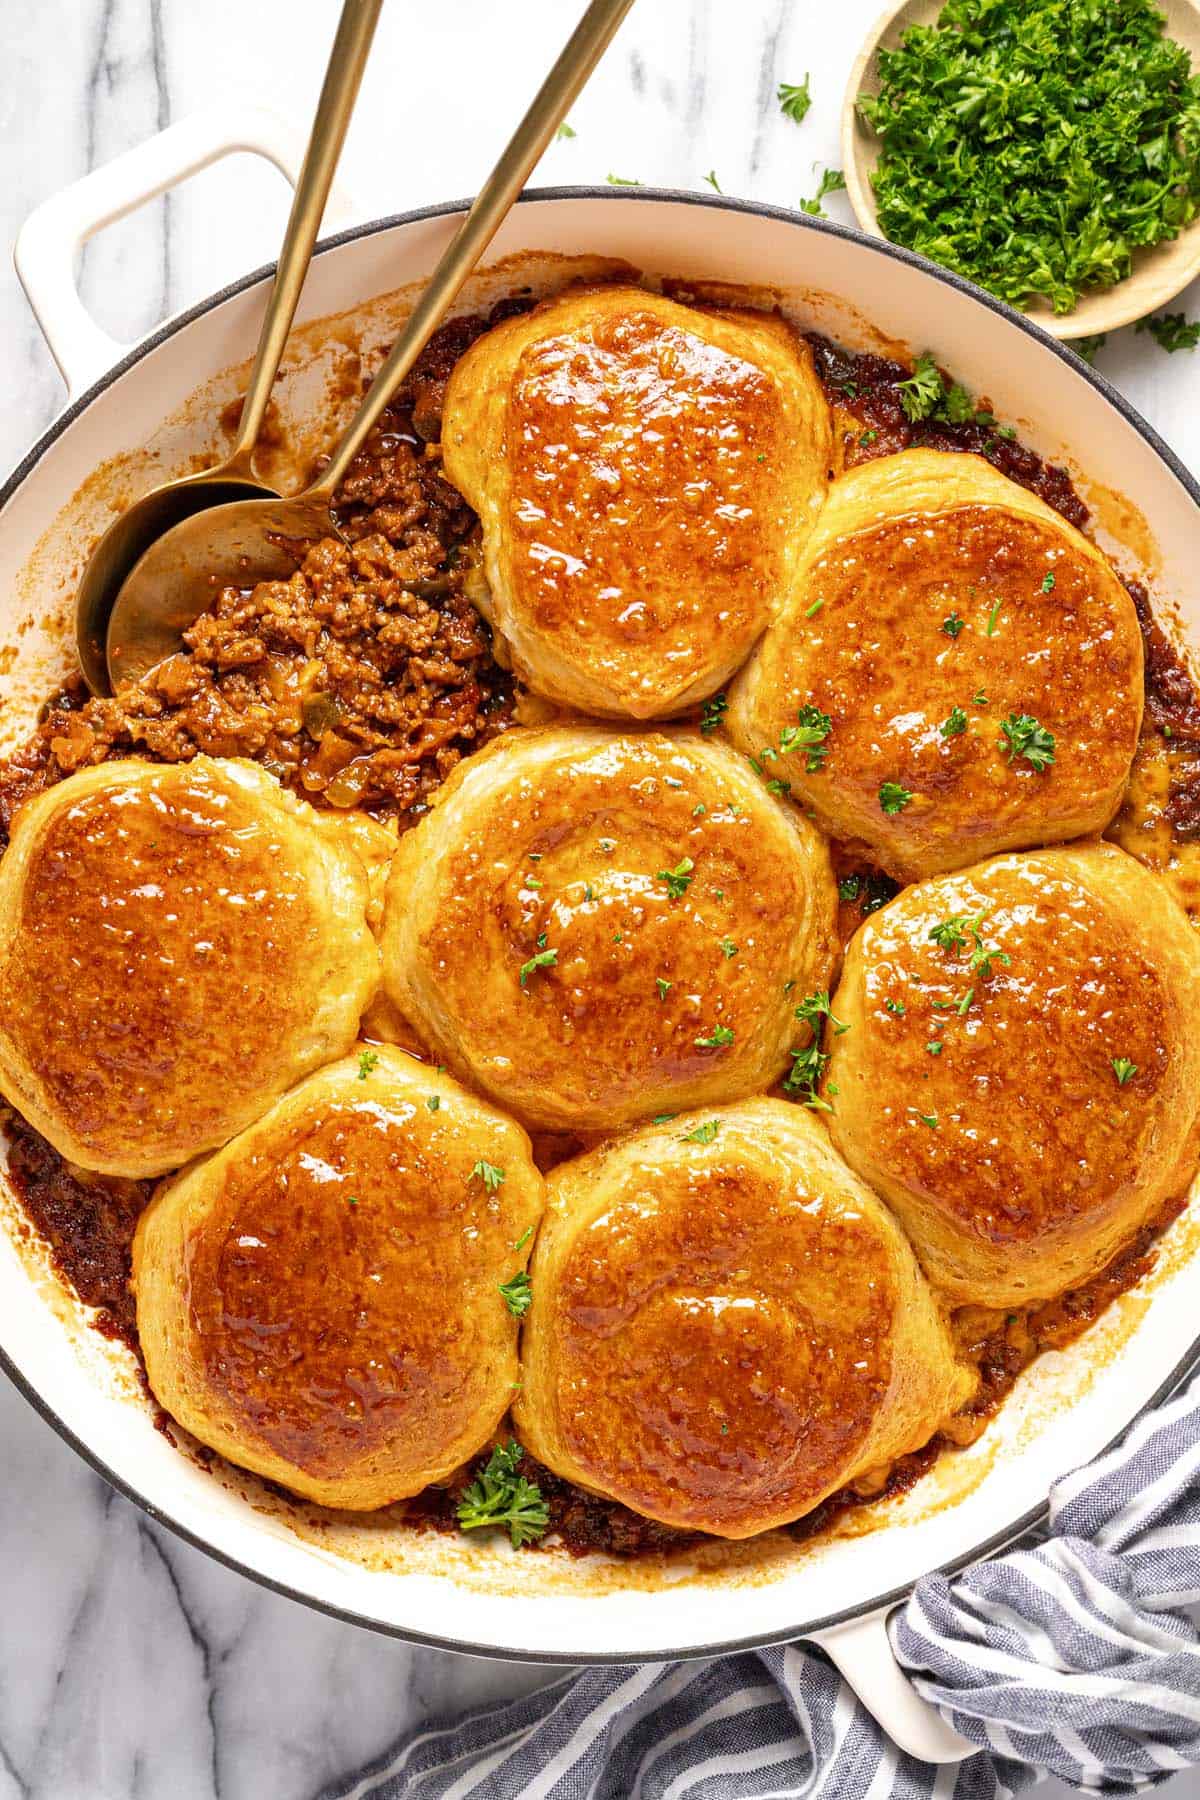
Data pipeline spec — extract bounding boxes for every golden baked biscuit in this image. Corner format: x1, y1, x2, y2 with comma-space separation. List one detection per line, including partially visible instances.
380, 726, 838, 1134
825, 842, 1200, 1306
441, 284, 832, 719
514, 1099, 974, 1537
727, 451, 1144, 881
134, 1046, 544, 1509
0, 757, 378, 1178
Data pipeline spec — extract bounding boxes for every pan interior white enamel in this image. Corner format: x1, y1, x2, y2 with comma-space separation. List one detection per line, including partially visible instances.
1, 195, 1198, 1659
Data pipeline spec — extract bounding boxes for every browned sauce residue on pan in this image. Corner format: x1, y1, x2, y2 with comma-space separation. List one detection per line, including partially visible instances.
0, 300, 1198, 1560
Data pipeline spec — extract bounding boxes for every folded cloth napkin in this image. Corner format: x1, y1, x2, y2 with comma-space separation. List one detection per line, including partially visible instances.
320, 1368, 1200, 1800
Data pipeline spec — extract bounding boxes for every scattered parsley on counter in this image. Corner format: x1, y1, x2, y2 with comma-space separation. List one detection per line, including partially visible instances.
695, 1024, 735, 1048
700, 693, 728, 735
1136, 312, 1200, 352
858, 0, 1200, 316
940, 706, 968, 738
471, 1160, 506, 1192
498, 1271, 533, 1318
519, 946, 558, 988
798, 166, 846, 217
1112, 1057, 1139, 1085
456, 1442, 549, 1547
606, 173, 642, 186
658, 857, 695, 901
1000, 712, 1056, 771
703, 169, 723, 192
879, 781, 914, 815
1073, 334, 1107, 365
778, 75, 813, 124
942, 611, 966, 638
555, 122, 576, 141
357, 1049, 379, 1080
682, 1119, 721, 1144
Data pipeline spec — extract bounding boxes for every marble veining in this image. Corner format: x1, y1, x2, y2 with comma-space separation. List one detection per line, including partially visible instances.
2, 2, 1200, 1796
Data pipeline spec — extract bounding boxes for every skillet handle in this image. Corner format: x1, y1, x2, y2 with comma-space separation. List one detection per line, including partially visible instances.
14, 103, 359, 404
810, 1609, 976, 1764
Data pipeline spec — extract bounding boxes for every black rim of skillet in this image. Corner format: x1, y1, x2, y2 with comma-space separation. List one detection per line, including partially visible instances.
3, 184, 1200, 1665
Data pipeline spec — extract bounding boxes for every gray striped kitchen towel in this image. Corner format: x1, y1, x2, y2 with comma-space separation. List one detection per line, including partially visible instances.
321, 1367, 1200, 1798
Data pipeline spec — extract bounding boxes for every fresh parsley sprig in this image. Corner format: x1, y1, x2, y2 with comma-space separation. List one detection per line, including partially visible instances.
456, 1442, 549, 1548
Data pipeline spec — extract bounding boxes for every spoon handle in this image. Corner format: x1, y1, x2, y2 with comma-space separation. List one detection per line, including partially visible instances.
311, 0, 637, 502
227, 0, 383, 472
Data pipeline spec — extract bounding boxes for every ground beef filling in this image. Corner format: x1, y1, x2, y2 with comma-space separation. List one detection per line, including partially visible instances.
0, 307, 522, 843
0, 304, 1195, 1558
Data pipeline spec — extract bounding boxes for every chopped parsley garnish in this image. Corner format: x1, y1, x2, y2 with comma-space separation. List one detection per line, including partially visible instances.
780, 703, 833, 771
519, 947, 558, 988
598, 837, 616, 853
897, 352, 944, 421
972, 688, 990, 707
1000, 712, 1056, 771
940, 706, 968, 738
681, 1119, 721, 1144
929, 913, 973, 952
838, 874, 862, 902
927, 1040, 943, 1055
700, 693, 728, 735
858, 0, 1200, 316
985, 598, 1002, 636
584, 883, 594, 901
784, 991, 847, 1111
347, 1194, 359, 1208
956, 986, 975, 1016
427, 1095, 441, 1112
1041, 570, 1056, 593
652, 1112, 677, 1124
498, 1271, 532, 1318
805, 597, 824, 618
658, 857, 695, 901
885, 998, 906, 1016
1137, 312, 1200, 353
357, 1049, 379, 1080
720, 938, 739, 958
695, 1024, 735, 1048
860, 429, 878, 446
879, 781, 914, 815
942, 612, 965, 638
471, 1160, 505, 1192
456, 1442, 549, 1547
656, 977, 672, 1000
798, 165, 846, 217
1112, 1057, 1139, 1086
917, 1110, 939, 1130
692, 803, 707, 818
514, 1226, 534, 1252
778, 75, 812, 124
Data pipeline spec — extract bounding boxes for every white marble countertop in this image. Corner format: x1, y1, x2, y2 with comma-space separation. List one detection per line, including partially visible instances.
3, 3, 1200, 1796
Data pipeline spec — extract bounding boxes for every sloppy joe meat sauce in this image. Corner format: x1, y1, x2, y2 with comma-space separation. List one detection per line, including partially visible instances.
0, 308, 1197, 1560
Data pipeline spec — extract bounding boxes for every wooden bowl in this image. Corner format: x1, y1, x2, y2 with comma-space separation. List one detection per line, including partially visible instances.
842, 0, 1200, 340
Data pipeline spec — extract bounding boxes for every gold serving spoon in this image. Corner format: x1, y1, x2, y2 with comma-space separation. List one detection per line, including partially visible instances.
102, 0, 636, 694
76, 0, 385, 697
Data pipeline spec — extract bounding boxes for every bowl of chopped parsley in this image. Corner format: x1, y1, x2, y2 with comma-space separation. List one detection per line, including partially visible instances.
842, 0, 1200, 338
